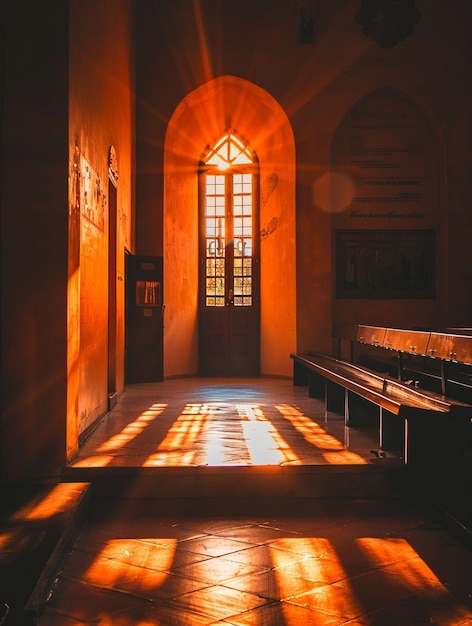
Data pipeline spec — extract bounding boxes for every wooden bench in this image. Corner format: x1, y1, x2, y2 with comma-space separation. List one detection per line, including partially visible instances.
290, 351, 472, 468
292, 325, 472, 542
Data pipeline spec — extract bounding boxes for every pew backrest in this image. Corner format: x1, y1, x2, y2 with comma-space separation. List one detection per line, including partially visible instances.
332, 323, 472, 402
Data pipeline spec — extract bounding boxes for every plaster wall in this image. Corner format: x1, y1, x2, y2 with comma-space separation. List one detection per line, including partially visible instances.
164, 76, 296, 378
68, 0, 134, 446
137, 0, 472, 369
288, 0, 472, 345
330, 88, 444, 335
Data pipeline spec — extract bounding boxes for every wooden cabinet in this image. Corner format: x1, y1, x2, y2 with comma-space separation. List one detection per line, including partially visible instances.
125, 254, 164, 383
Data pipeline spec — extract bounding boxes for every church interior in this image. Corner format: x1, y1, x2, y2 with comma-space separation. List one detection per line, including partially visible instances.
1, 0, 472, 623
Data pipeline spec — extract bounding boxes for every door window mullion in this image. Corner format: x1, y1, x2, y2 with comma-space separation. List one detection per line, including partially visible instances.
204, 174, 226, 307
233, 173, 253, 306
225, 173, 234, 305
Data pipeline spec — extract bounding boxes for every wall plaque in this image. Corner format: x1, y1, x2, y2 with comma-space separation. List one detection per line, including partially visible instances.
332, 89, 438, 225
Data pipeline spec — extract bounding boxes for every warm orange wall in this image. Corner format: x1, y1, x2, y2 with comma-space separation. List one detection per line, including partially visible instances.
68, 0, 134, 446
137, 0, 472, 369
164, 76, 296, 377
1, 0, 135, 482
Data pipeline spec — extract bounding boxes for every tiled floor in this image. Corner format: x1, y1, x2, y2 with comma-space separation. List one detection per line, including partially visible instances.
38, 497, 472, 626
35, 377, 472, 625
69, 377, 392, 468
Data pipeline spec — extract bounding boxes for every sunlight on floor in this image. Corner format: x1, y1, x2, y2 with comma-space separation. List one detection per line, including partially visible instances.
84, 538, 178, 593
276, 404, 367, 464
11, 483, 86, 522
72, 397, 371, 468
238, 404, 298, 465
144, 403, 213, 466
97, 404, 167, 454
69, 534, 455, 626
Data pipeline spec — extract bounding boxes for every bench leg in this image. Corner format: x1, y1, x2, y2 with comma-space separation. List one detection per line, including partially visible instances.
324, 379, 329, 423
326, 381, 344, 416
379, 407, 404, 453
307, 371, 324, 399
345, 390, 380, 428
292, 360, 308, 386
344, 388, 349, 426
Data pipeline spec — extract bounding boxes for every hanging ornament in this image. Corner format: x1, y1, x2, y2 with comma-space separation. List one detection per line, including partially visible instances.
355, 0, 421, 48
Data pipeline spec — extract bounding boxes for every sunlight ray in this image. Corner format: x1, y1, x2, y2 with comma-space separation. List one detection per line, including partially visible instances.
276, 404, 367, 464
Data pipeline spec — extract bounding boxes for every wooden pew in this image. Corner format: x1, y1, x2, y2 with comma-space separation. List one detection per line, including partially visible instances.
292, 325, 472, 542
290, 352, 471, 467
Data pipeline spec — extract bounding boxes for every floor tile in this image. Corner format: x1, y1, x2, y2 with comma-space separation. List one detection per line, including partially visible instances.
32, 378, 472, 626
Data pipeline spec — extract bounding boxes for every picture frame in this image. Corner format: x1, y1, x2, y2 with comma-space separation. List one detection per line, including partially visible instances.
335, 229, 435, 299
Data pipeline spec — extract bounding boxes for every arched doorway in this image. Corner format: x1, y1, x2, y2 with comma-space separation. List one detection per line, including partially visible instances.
164, 76, 296, 378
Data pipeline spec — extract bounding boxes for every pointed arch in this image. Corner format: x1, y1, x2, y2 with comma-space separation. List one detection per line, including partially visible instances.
203, 132, 255, 170
164, 76, 296, 377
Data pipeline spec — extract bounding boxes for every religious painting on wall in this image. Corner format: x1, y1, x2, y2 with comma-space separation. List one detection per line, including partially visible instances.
335, 229, 435, 299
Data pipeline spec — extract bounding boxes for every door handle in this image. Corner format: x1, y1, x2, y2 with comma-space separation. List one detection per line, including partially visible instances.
227, 289, 234, 305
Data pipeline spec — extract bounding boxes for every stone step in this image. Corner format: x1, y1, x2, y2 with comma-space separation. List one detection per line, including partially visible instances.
1, 482, 90, 625
62, 462, 406, 500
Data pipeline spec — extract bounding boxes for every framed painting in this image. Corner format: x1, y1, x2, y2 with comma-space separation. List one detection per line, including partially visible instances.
335, 229, 435, 299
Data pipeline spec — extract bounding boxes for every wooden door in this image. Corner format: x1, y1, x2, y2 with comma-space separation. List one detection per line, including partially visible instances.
199, 170, 260, 376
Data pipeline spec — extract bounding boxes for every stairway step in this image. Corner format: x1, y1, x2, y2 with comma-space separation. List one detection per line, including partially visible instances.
1, 482, 90, 624
62, 463, 406, 500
